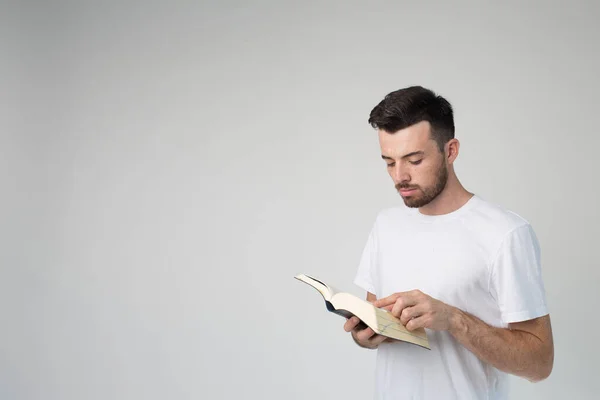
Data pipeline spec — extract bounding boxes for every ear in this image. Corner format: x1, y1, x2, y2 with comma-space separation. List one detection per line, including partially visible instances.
445, 139, 460, 164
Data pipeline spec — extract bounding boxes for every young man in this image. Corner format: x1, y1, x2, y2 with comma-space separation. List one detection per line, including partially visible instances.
343, 86, 553, 399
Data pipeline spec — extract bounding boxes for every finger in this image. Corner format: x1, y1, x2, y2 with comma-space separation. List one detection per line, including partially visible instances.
369, 334, 388, 347
374, 289, 424, 308
344, 316, 360, 332
391, 293, 421, 318
372, 293, 401, 308
355, 327, 376, 342
400, 303, 426, 325
406, 315, 429, 331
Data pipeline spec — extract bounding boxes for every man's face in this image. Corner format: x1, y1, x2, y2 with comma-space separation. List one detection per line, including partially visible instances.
378, 121, 448, 208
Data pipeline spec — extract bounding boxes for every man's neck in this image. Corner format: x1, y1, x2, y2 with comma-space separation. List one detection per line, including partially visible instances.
418, 178, 473, 216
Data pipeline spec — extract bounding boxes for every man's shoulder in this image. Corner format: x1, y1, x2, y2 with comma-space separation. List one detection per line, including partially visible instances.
471, 196, 532, 234
459, 196, 538, 261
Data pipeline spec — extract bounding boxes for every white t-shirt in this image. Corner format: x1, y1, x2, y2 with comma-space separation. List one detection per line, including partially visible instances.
353, 194, 548, 400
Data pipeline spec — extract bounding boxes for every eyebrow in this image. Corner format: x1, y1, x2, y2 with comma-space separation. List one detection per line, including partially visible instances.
381, 151, 424, 161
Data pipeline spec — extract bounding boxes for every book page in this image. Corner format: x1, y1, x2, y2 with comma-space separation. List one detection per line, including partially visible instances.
330, 292, 430, 349
374, 308, 430, 349
294, 274, 335, 301
295, 274, 429, 349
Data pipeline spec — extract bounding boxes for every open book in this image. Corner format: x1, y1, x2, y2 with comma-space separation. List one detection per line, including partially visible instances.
295, 273, 430, 349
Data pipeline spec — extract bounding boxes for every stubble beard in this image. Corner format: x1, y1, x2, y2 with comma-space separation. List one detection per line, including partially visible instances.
396, 162, 449, 208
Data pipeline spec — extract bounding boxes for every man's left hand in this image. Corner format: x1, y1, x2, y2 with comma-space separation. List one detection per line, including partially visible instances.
373, 290, 459, 332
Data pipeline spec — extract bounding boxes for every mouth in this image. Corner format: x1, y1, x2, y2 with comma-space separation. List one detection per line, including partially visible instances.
398, 188, 418, 196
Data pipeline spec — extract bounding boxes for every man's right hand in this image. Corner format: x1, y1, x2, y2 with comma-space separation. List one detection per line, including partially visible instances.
344, 316, 389, 349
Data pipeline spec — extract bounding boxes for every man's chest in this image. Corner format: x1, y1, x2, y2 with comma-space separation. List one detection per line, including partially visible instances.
374, 227, 491, 306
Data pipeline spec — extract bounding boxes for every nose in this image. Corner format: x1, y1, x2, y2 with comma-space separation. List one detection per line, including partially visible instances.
391, 164, 410, 184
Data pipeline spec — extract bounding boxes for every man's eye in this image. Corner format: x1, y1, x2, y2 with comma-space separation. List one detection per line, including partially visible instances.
386, 163, 395, 168
410, 160, 423, 165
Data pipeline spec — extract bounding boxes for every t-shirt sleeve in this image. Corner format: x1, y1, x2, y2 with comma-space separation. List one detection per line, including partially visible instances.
353, 218, 378, 296
489, 223, 549, 324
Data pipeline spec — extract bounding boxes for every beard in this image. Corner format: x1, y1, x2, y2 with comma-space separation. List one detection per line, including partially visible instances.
395, 161, 448, 208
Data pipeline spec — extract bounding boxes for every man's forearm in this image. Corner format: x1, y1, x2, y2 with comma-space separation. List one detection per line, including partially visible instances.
448, 308, 553, 382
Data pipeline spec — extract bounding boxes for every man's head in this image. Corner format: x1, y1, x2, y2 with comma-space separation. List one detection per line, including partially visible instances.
368, 86, 457, 208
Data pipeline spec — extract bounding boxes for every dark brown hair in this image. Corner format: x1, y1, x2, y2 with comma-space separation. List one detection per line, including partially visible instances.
368, 86, 455, 152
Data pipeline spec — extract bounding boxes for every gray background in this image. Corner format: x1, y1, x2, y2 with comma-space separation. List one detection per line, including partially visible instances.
2, 1, 599, 399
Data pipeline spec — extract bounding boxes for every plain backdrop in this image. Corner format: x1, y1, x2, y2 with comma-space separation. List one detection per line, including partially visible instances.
2, 1, 599, 399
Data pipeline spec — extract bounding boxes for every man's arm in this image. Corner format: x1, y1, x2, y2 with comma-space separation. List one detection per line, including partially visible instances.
373, 290, 554, 382
450, 309, 554, 382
